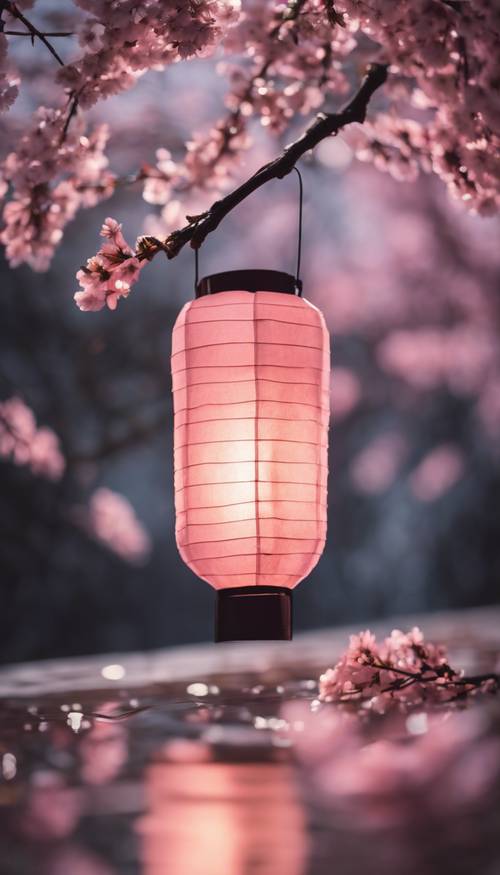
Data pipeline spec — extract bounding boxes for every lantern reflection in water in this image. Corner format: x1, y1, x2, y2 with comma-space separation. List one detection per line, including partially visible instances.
137, 757, 308, 875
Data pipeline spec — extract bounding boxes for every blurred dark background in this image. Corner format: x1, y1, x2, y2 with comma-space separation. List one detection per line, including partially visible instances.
1, 54, 500, 665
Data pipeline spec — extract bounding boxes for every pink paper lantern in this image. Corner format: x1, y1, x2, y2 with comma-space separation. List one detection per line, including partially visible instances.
172, 270, 330, 640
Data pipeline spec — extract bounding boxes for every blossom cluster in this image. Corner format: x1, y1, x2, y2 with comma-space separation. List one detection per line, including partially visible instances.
0, 2, 36, 111
74, 217, 147, 311
311, 158, 500, 448
0, 0, 240, 268
0, 396, 65, 481
0, 32, 19, 113
84, 487, 151, 563
141, 0, 356, 233
122, 0, 500, 225
1, 108, 113, 270
283, 625, 500, 862
318, 627, 497, 712
221, 0, 354, 134
0, 398, 150, 563
343, 0, 500, 214
347, 433, 465, 501
59, 0, 239, 109
0, 0, 499, 280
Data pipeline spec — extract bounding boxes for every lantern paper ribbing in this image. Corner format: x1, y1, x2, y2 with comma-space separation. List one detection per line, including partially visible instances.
172, 288, 329, 591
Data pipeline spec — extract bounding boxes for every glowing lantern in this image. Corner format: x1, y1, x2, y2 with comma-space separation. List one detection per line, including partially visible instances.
172, 269, 329, 640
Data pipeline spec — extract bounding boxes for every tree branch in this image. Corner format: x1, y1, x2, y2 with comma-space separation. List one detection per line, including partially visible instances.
60, 92, 80, 143
4, 29, 73, 37
4, 2, 66, 65
61, 1, 308, 154
68, 2, 305, 189
67, 412, 168, 464
164, 62, 388, 259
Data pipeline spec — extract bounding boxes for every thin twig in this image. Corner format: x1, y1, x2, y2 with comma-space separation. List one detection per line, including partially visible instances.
335, 669, 498, 704
72, 2, 307, 192
60, 92, 80, 144
440, 673, 499, 687
371, 661, 437, 680
4, 30, 73, 36
5, 2, 65, 66
163, 63, 388, 258
457, 34, 469, 85
179, 0, 308, 191
323, 0, 346, 28
371, 660, 499, 687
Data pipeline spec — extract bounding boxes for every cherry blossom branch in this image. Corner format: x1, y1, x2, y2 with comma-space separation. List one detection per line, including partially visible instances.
319, 628, 499, 713
59, 0, 308, 154
67, 0, 308, 165
323, 0, 346, 28
3, 0, 500, 280
0, 397, 65, 481
164, 62, 388, 257
74, 63, 389, 312
3, 2, 66, 66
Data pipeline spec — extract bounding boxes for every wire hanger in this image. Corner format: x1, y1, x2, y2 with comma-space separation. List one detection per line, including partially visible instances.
194, 165, 304, 294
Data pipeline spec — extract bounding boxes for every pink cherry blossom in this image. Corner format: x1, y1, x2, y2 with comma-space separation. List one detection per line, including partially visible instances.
318, 626, 496, 713
0, 107, 114, 270
74, 218, 145, 312
0, 0, 497, 279
84, 487, 151, 563
0, 32, 19, 112
409, 444, 465, 502
349, 432, 407, 494
377, 326, 497, 394
56, 1, 238, 110
0, 396, 65, 480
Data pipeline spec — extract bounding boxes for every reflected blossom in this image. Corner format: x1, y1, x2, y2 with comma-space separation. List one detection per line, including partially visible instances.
290, 704, 500, 823
17, 772, 82, 841
79, 705, 128, 786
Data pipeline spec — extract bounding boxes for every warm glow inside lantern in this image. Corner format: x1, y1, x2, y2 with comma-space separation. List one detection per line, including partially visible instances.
171, 269, 330, 641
